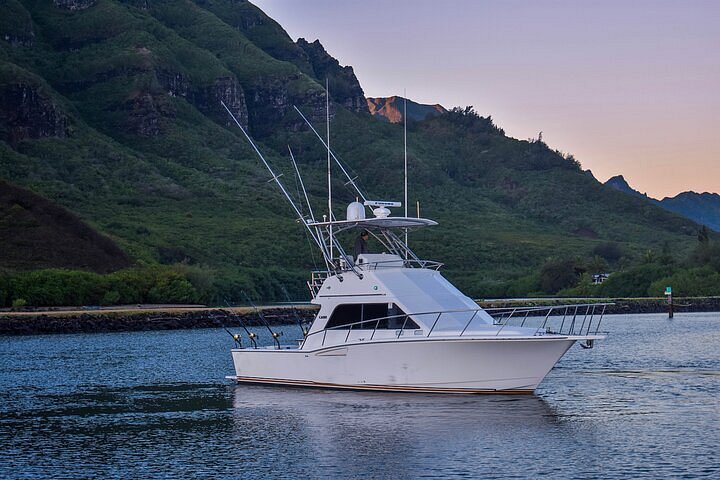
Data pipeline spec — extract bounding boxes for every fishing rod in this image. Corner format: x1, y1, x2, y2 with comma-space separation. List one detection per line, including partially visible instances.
242, 291, 282, 349
211, 310, 244, 348
221, 301, 258, 349
280, 285, 309, 337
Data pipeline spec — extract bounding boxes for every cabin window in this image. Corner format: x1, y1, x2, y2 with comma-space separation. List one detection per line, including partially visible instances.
325, 303, 419, 330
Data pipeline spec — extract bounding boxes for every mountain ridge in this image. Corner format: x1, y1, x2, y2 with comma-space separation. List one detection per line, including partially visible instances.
0, 0, 712, 303
605, 175, 720, 231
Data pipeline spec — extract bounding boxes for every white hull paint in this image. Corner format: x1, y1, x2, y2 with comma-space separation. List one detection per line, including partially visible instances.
232, 336, 583, 393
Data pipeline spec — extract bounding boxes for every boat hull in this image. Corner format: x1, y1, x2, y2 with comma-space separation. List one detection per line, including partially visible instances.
231, 336, 580, 394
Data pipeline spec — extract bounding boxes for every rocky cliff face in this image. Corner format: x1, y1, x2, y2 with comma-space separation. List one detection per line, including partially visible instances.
296, 38, 369, 115
1, 0, 35, 47
158, 71, 249, 130
196, 77, 249, 129
124, 91, 173, 137
367, 96, 447, 124
244, 73, 332, 136
53, 0, 97, 11
0, 81, 69, 146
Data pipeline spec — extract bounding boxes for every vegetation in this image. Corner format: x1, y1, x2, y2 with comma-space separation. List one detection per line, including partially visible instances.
1, 1, 717, 306
551, 232, 720, 298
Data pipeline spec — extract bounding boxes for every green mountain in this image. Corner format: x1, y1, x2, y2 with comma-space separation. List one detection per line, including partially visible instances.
0, 0, 710, 304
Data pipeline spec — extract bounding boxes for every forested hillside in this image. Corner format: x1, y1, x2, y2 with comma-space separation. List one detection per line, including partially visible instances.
0, 0, 713, 306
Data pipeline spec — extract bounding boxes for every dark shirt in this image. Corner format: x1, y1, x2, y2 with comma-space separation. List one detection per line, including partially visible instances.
353, 236, 368, 259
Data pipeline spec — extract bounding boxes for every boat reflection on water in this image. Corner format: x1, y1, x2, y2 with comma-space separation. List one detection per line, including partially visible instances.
231, 385, 562, 476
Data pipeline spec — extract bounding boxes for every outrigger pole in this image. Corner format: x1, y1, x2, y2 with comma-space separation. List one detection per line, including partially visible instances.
288, 146, 315, 222
220, 101, 333, 268
293, 105, 368, 202
221, 101, 365, 279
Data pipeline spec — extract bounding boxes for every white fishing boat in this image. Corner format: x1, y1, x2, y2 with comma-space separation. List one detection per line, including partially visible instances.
221, 99, 607, 394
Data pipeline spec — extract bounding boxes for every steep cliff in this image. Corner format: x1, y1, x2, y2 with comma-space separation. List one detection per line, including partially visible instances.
0, 65, 69, 146
297, 38, 369, 114
367, 96, 446, 124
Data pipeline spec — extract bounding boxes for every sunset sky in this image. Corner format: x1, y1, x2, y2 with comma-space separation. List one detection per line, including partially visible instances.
253, 0, 719, 199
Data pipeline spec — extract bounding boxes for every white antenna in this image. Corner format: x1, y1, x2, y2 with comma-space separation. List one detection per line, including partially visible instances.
326, 79, 333, 261
404, 91, 408, 253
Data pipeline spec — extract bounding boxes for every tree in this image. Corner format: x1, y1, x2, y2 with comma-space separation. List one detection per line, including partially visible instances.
587, 255, 609, 274
643, 249, 657, 264
539, 259, 579, 294
698, 225, 710, 244
593, 242, 623, 263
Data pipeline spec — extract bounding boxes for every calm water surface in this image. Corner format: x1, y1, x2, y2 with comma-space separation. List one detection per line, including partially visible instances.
1, 313, 719, 478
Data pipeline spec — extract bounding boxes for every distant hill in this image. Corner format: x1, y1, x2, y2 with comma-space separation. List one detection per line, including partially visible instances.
0, 180, 130, 272
660, 192, 720, 232
605, 176, 720, 232
604, 175, 657, 202
0, 0, 710, 301
367, 96, 446, 123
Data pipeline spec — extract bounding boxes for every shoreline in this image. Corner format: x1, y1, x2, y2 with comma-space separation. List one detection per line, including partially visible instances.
0, 305, 317, 336
1, 298, 718, 336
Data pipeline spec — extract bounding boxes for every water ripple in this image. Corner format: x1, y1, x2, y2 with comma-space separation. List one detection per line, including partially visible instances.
1, 313, 719, 478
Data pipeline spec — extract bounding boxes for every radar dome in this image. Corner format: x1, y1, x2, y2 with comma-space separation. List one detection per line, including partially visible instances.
346, 201, 366, 221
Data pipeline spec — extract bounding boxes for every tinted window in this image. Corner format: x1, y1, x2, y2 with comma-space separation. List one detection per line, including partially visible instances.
325, 304, 362, 329
326, 303, 419, 330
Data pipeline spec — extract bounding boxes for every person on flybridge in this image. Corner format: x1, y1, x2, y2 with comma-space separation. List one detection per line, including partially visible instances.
353, 230, 369, 259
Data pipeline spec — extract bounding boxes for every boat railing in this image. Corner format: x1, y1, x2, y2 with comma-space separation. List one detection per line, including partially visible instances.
483, 303, 612, 337
307, 270, 330, 297
350, 258, 443, 271
304, 312, 422, 347
307, 260, 443, 296
304, 302, 611, 347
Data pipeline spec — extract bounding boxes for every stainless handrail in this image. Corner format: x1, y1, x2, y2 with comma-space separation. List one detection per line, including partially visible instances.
349, 258, 444, 271
486, 303, 613, 336
307, 259, 443, 296
302, 302, 612, 348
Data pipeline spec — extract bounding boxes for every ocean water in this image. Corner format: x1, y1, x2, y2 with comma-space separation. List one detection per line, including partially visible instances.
1, 313, 719, 479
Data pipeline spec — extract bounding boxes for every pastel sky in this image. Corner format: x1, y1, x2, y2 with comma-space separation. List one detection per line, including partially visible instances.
253, 0, 719, 199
